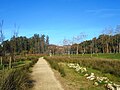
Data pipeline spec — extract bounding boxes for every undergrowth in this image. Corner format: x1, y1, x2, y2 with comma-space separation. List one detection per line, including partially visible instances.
45, 57, 66, 77
45, 56, 120, 77
0, 56, 38, 90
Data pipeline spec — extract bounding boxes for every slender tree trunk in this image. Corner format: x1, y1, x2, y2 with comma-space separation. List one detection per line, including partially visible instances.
113, 46, 116, 53
9, 57, 12, 69
91, 47, 93, 57
84, 47, 86, 54
76, 44, 79, 55
49, 50, 52, 57
119, 43, 120, 53
1, 57, 2, 66
106, 43, 109, 53
102, 47, 104, 53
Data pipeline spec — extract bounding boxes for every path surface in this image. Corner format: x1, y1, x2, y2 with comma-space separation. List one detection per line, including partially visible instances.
31, 57, 64, 90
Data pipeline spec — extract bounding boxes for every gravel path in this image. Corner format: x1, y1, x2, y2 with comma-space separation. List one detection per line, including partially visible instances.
31, 57, 64, 90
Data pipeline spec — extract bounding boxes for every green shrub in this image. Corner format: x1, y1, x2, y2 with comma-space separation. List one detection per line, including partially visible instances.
58, 67, 66, 77
45, 57, 66, 77
0, 65, 3, 70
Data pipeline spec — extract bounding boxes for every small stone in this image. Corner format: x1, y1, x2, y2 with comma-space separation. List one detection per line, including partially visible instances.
84, 73, 89, 77
107, 83, 115, 90
90, 77, 95, 81
113, 84, 120, 90
94, 82, 99, 86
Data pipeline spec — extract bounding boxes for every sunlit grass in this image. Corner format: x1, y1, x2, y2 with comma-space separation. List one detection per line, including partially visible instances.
45, 56, 120, 90
69, 53, 120, 60
57, 62, 105, 90
0, 56, 39, 90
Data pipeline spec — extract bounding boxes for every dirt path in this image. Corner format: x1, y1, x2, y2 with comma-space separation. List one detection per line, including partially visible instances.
31, 57, 64, 90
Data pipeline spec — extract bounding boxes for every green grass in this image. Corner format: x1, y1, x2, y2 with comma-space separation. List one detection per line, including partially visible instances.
94, 53, 120, 59
87, 68, 120, 84
45, 56, 120, 77
58, 62, 105, 90
45, 56, 120, 90
12, 60, 32, 68
45, 57, 66, 77
0, 56, 39, 90
70, 53, 120, 60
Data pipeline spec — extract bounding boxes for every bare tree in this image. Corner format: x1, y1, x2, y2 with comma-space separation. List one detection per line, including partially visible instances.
0, 20, 4, 67
73, 32, 87, 54
63, 38, 71, 55
13, 23, 19, 37
11, 23, 19, 61
0, 20, 4, 44
13, 23, 19, 53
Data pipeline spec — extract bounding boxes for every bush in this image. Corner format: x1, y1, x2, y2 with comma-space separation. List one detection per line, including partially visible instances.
1, 69, 29, 90
0, 65, 3, 70
45, 57, 66, 77
0, 56, 39, 90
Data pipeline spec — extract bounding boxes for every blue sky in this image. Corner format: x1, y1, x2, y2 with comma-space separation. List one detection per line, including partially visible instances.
0, 0, 120, 45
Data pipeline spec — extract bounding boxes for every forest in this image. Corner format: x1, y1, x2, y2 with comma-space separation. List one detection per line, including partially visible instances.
1, 26, 120, 57
47, 26, 120, 55
71, 33, 120, 54
0, 34, 49, 56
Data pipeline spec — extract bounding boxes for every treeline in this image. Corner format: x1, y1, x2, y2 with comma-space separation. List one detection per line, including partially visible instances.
0, 34, 49, 56
71, 34, 120, 54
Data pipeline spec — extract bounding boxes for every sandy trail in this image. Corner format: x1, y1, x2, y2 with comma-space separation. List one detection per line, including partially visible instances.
31, 57, 64, 90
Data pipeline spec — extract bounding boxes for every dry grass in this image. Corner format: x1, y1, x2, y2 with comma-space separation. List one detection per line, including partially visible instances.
53, 62, 105, 90
45, 56, 120, 90
45, 56, 120, 77
0, 56, 38, 90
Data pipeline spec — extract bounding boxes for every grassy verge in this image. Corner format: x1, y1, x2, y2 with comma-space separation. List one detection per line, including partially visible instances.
0, 56, 38, 90
70, 53, 120, 60
45, 56, 120, 90
60, 62, 105, 90
45, 56, 120, 77
45, 57, 66, 77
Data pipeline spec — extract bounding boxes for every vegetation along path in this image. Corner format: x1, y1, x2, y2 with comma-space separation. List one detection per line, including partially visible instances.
31, 57, 64, 90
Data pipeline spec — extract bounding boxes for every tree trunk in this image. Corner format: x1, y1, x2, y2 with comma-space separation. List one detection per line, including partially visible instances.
1, 57, 2, 66
91, 48, 93, 57
119, 43, 120, 53
106, 43, 109, 53
9, 57, 12, 69
76, 44, 79, 55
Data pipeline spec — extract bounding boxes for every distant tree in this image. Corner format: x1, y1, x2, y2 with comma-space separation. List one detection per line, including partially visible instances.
73, 36, 80, 54
45, 35, 49, 53
92, 37, 98, 54
101, 27, 114, 53
40, 34, 45, 53
48, 45, 57, 55
63, 38, 71, 55
0, 20, 4, 56
0, 20, 4, 43
115, 25, 120, 53
10, 24, 19, 61
70, 26, 120, 54
32, 34, 40, 54
73, 33, 87, 54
